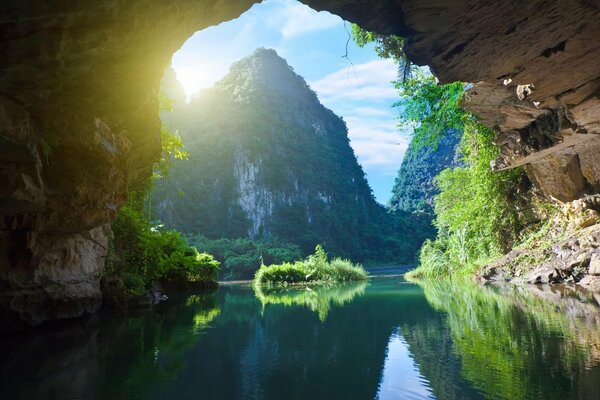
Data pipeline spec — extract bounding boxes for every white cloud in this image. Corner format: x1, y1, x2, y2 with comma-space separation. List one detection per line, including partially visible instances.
310, 59, 398, 103
344, 115, 409, 171
307, 59, 406, 173
352, 107, 392, 117
266, 0, 341, 38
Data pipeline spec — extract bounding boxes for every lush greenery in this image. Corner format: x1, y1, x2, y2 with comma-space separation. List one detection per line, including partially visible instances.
353, 27, 529, 279
387, 71, 464, 215
108, 196, 220, 295
188, 235, 302, 280
152, 48, 431, 265
106, 74, 220, 296
409, 118, 528, 279
389, 128, 461, 214
253, 245, 368, 287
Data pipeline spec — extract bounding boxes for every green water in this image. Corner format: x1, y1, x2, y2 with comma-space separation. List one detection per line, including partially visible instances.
2, 276, 600, 399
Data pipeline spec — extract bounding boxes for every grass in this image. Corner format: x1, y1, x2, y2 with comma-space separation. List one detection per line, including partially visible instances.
404, 238, 488, 281
253, 245, 368, 287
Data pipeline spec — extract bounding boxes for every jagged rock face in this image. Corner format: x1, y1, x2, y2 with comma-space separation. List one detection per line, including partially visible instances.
2, 0, 600, 321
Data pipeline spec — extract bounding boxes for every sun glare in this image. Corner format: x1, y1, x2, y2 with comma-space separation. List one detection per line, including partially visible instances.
173, 66, 222, 100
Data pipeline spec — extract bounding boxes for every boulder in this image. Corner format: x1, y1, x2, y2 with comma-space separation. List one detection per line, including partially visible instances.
589, 253, 600, 275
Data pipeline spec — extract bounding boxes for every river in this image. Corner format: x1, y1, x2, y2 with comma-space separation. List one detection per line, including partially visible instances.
2, 275, 600, 399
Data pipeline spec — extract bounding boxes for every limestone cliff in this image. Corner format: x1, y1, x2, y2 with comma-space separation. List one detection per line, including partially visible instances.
389, 129, 461, 213
153, 49, 423, 262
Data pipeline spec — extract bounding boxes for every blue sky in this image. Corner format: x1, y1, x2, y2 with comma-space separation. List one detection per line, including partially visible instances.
171, 0, 409, 204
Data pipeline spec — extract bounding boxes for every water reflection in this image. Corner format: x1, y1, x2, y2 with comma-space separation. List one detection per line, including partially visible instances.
0, 292, 220, 400
377, 333, 434, 400
414, 280, 600, 400
1, 278, 600, 399
253, 281, 368, 321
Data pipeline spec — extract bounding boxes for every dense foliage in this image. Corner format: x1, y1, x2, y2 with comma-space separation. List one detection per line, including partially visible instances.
188, 235, 302, 280
393, 70, 465, 148
352, 27, 529, 279
108, 195, 220, 295
153, 48, 430, 266
253, 245, 368, 286
411, 119, 528, 279
389, 128, 461, 213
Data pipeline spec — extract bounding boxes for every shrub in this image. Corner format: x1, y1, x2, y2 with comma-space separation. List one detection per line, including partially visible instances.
190, 235, 302, 280
108, 201, 220, 295
253, 245, 368, 287
409, 120, 528, 279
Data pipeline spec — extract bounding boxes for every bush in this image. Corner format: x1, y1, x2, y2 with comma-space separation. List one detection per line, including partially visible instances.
253, 245, 368, 287
409, 120, 528, 279
108, 200, 220, 295
190, 235, 302, 280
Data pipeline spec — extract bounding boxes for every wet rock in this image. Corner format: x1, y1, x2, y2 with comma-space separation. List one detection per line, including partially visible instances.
525, 265, 564, 285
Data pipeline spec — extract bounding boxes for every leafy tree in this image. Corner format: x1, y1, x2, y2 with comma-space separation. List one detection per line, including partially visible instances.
190, 235, 302, 280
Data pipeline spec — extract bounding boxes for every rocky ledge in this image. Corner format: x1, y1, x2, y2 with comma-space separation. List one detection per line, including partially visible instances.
480, 195, 600, 291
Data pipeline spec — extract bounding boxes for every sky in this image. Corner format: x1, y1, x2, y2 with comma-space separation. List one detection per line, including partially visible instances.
171, 0, 410, 204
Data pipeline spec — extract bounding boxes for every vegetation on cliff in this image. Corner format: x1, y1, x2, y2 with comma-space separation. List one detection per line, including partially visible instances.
253, 245, 368, 287
108, 195, 220, 296
411, 120, 529, 279
388, 127, 461, 214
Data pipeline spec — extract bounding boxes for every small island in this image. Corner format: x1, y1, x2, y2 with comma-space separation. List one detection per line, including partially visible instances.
253, 245, 368, 287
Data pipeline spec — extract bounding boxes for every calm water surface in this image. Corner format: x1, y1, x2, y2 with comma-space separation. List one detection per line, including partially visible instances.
2, 275, 600, 399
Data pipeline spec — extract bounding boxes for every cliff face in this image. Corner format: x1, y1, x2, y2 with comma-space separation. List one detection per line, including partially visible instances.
154, 49, 403, 261
389, 129, 461, 213
2, 0, 600, 321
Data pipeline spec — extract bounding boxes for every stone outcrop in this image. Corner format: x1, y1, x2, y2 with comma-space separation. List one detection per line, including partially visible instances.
2, 0, 600, 321
479, 195, 600, 291
307, 0, 600, 202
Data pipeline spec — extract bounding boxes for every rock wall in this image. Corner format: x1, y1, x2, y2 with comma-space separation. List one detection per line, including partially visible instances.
2, 0, 600, 321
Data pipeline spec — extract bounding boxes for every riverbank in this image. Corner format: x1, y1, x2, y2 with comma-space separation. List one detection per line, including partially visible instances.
408, 195, 600, 293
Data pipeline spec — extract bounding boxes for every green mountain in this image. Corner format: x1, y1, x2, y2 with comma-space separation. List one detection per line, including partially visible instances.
389, 129, 461, 213
153, 48, 431, 264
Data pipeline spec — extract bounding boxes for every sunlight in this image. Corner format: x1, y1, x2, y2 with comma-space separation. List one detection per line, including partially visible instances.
173, 65, 222, 99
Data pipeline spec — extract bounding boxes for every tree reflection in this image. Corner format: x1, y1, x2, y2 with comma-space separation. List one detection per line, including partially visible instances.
414, 280, 600, 400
